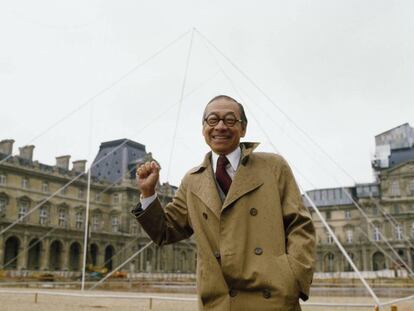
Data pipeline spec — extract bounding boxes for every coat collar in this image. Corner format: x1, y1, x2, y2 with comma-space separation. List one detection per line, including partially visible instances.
189, 142, 260, 174
189, 142, 262, 218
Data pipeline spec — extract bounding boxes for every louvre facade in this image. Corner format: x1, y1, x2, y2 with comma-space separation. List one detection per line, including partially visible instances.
0, 139, 196, 275
2, 123, 414, 277
307, 123, 414, 273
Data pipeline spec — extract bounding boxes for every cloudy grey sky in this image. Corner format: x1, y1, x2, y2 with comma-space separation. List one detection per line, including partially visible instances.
1, 0, 413, 191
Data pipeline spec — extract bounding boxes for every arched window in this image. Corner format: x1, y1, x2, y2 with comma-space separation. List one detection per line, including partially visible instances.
344, 252, 354, 272
0, 194, 8, 215
111, 215, 119, 233
346, 229, 353, 243
395, 224, 403, 241
76, 211, 83, 229
324, 253, 335, 272
372, 252, 386, 271
39, 205, 49, 225
372, 223, 381, 241
18, 198, 30, 222
58, 208, 67, 227
92, 213, 101, 231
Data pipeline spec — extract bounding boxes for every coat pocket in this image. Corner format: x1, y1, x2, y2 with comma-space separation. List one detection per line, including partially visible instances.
273, 254, 300, 301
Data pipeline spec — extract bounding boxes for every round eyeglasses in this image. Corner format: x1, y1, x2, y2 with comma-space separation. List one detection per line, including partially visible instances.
204, 113, 243, 127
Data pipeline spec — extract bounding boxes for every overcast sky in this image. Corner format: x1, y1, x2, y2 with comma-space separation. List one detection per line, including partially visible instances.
1, 0, 413, 191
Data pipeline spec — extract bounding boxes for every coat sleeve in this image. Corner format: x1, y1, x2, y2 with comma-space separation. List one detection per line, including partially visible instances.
132, 177, 194, 246
278, 158, 316, 301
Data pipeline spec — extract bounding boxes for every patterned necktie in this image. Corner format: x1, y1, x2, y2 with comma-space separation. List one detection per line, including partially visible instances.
216, 155, 232, 195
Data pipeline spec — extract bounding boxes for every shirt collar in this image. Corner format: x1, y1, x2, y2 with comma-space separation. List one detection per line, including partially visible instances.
211, 147, 241, 173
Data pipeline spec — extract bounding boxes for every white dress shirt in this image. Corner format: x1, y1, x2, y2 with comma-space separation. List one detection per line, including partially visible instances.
140, 147, 241, 210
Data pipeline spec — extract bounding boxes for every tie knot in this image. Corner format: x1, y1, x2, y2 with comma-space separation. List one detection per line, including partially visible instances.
217, 155, 229, 168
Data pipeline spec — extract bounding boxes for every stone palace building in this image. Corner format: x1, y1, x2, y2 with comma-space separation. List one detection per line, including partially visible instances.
0, 138, 196, 275
1, 123, 414, 276
307, 123, 414, 273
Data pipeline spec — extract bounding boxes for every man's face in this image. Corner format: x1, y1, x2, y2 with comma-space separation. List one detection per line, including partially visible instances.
202, 98, 246, 155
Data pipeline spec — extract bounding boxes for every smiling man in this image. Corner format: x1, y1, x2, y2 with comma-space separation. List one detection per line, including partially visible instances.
132, 95, 315, 311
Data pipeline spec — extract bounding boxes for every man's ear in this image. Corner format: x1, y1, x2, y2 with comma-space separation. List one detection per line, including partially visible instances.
241, 126, 247, 138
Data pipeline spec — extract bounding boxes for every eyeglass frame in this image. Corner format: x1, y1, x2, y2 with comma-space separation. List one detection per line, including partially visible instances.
203, 113, 243, 127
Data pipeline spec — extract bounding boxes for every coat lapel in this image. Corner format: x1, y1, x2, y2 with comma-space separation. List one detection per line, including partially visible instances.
222, 142, 263, 211
189, 142, 262, 216
189, 152, 222, 219
222, 161, 263, 211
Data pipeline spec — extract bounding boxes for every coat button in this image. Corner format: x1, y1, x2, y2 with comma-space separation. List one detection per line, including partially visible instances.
254, 247, 263, 255
229, 289, 238, 297
214, 251, 221, 259
202, 212, 208, 219
250, 208, 258, 216
263, 289, 271, 299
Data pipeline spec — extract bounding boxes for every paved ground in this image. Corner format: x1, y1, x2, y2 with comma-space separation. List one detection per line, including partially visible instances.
0, 288, 412, 311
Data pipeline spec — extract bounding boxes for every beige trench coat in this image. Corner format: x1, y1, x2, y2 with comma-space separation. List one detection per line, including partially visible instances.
134, 143, 316, 311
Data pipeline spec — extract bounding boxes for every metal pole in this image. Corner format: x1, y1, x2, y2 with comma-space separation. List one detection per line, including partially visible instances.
81, 167, 92, 291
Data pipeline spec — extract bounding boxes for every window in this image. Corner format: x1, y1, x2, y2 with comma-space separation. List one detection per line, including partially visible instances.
346, 229, 353, 243
408, 180, 414, 196
42, 181, 49, 193
395, 224, 403, 241
0, 174, 6, 185
92, 214, 100, 231
58, 209, 67, 227
111, 215, 119, 233
18, 199, 29, 221
345, 210, 351, 219
95, 192, 101, 202
326, 230, 334, 244
390, 180, 400, 197
78, 188, 84, 199
373, 226, 381, 241
113, 193, 119, 204
344, 252, 354, 272
39, 206, 48, 225
325, 211, 331, 220
393, 204, 400, 214
0, 196, 7, 214
130, 223, 138, 235
326, 253, 335, 272
21, 177, 29, 189
60, 185, 67, 195
411, 223, 414, 239
372, 206, 379, 216
76, 211, 83, 229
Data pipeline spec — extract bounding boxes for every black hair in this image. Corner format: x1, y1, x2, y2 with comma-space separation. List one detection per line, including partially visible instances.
203, 95, 248, 129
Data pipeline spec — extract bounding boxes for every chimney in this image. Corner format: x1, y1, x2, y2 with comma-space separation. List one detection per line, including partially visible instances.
0, 139, 15, 155
19, 145, 35, 161
56, 155, 71, 170
72, 160, 87, 173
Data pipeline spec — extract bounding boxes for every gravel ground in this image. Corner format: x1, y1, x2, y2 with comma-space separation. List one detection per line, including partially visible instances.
0, 288, 412, 311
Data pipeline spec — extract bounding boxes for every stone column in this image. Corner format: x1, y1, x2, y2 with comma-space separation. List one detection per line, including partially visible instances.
97, 243, 104, 267
406, 247, 412, 271
139, 248, 144, 271
0, 234, 4, 268
18, 234, 28, 270
362, 246, 368, 271
61, 241, 68, 271
41, 239, 50, 270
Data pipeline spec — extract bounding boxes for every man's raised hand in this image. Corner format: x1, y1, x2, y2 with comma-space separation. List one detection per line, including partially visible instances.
136, 161, 160, 198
